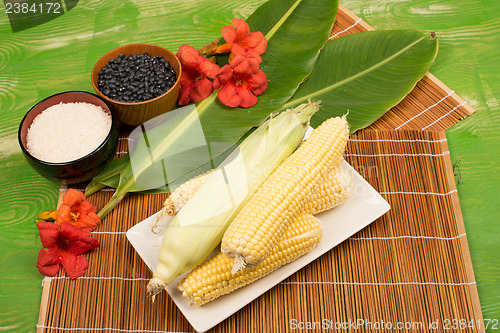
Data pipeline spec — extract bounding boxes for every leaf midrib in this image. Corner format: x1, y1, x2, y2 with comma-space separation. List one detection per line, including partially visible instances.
131, 6, 306, 178
282, 33, 430, 109
265, 0, 302, 40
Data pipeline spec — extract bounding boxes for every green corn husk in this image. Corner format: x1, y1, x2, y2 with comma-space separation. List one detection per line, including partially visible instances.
146, 101, 319, 298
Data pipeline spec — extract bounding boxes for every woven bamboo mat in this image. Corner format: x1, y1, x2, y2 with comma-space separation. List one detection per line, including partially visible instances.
37, 4, 483, 333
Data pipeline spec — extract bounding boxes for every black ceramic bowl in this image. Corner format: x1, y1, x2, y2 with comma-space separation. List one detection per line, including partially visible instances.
18, 91, 118, 184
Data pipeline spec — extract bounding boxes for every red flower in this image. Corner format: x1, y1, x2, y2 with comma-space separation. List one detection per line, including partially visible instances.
214, 53, 268, 108
211, 18, 267, 62
176, 45, 220, 105
36, 222, 100, 279
56, 189, 100, 232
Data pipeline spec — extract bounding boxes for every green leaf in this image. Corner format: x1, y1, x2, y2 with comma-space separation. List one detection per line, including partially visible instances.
284, 30, 439, 132
125, 104, 236, 192
95, 0, 339, 218
85, 155, 129, 196
195, 0, 339, 158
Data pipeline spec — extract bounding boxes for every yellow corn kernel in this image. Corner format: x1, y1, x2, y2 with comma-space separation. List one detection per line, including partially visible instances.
152, 170, 213, 234
162, 166, 352, 217
147, 103, 319, 299
161, 170, 213, 216
221, 116, 349, 272
302, 168, 352, 215
178, 213, 322, 306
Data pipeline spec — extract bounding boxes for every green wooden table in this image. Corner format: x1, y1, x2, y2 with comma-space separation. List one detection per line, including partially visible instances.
1, 0, 498, 331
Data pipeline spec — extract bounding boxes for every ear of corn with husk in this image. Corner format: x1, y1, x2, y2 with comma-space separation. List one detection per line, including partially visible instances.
178, 213, 323, 306
157, 170, 214, 220
146, 102, 320, 298
161, 167, 352, 217
176, 116, 350, 306
221, 115, 349, 273
176, 163, 351, 306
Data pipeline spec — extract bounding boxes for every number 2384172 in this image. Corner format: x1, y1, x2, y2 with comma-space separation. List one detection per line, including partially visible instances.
5, 2, 61, 14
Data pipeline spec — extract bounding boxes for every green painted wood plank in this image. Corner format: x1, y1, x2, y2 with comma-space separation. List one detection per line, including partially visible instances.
1, 0, 499, 331
342, 0, 500, 330
1, 1, 268, 331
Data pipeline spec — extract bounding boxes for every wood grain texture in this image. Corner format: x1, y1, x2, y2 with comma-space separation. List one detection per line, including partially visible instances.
0, 1, 266, 331
37, 8, 485, 333
1, 0, 499, 331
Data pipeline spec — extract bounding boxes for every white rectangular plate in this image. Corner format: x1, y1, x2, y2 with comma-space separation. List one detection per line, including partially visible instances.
126, 160, 390, 332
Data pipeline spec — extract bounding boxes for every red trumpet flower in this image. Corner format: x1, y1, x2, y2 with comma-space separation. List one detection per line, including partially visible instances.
176, 45, 220, 105
209, 18, 267, 62
36, 222, 100, 279
56, 189, 100, 232
214, 52, 268, 108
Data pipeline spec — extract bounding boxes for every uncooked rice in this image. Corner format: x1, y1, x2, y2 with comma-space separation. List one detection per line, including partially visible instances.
26, 102, 112, 163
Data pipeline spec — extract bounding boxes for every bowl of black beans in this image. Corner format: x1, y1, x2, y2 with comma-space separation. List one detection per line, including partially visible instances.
91, 43, 182, 126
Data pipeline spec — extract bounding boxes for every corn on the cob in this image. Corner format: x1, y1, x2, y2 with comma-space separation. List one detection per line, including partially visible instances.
157, 170, 213, 219
162, 167, 352, 217
302, 168, 352, 215
147, 102, 319, 298
221, 116, 349, 272
178, 213, 322, 306
176, 167, 351, 306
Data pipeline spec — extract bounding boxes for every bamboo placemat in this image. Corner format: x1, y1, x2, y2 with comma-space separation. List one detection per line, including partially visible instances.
37, 4, 483, 333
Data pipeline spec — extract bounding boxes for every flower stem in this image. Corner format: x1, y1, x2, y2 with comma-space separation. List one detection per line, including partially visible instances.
97, 176, 135, 219
97, 191, 127, 220
85, 182, 106, 197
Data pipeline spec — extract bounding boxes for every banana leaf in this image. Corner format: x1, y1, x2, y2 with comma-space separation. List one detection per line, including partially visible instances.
86, 155, 128, 195
85, 154, 183, 195
283, 30, 439, 132
89, 0, 340, 218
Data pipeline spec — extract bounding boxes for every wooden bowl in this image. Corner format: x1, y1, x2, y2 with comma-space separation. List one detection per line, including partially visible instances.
91, 43, 182, 127
18, 91, 118, 184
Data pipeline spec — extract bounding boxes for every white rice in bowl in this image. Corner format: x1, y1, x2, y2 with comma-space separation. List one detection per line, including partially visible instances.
26, 102, 112, 163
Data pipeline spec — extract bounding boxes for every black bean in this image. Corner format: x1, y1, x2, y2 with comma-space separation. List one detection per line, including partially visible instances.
98, 52, 176, 102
